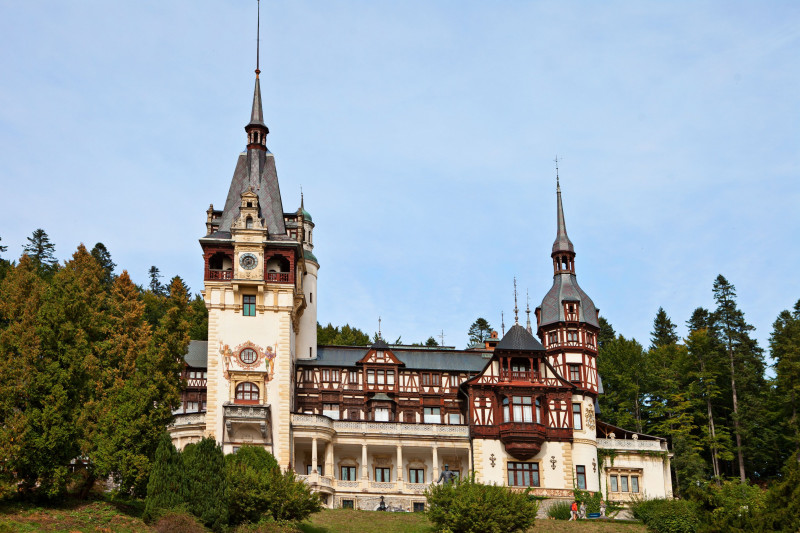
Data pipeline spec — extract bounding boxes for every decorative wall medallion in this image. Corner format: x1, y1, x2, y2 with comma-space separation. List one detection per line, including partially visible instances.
592, 458, 597, 473
220, 340, 277, 380
585, 405, 596, 430
489, 454, 496, 468
239, 252, 258, 270
550, 456, 557, 470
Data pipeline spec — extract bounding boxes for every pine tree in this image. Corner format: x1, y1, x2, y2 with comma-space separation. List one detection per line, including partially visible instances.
182, 438, 228, 531
23, 228, 58, 275
90, 242, 116, 285
712, 275, 766, 482
143, 433, 185, 522
650, 307, 679, 350
425, 336, 439, 347
770, 300, 800, 448
468, 318, 492, 345
597, 316, 616, 350
148, 265, 164, 295
0, 256, 46, 493
597, 335, 647, 433
188, 294, 209, 341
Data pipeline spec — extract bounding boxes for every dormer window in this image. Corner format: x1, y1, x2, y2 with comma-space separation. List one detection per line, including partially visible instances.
247, 201, 253, 207
246, 216, 253, 229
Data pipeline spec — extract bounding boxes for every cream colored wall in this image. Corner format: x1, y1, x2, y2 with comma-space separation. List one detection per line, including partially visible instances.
296, 261, 318, 360
204, 282, 296, 469
474, 438, 580, 491
603, 453, 673, 500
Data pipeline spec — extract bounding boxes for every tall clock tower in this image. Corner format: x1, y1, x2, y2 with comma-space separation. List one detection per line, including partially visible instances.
199, 67, 316, 469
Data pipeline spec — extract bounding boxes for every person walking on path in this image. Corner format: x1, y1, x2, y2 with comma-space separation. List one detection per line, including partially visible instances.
569, 501, 578, 521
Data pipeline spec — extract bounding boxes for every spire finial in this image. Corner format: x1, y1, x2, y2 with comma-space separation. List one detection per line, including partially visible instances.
554, 155, 561, 191
438, 329, 446, 346
526, 289, 532, 332
255, 0, 261, 77
513, 277, 519, 325
551, 156, 574, 255
501, 311, 505, 336
300, 186, 304, 209
378, 316, 382, 339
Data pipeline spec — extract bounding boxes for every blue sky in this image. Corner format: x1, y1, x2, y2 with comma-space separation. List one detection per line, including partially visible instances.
1, 1, 798, 354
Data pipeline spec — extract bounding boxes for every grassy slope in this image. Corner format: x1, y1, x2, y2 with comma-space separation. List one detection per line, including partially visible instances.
0, 502, 648, 533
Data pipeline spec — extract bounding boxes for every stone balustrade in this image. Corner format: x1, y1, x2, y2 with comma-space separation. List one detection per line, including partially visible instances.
597, 438, 666, 451
290, 413, 470, 439
170, 412, 206, 427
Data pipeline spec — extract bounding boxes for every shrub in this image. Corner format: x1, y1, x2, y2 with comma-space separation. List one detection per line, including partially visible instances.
426, 476, 538, 533
226, 445, 320, 525
546, 500, 572, 520
143, 433, 184, 522
631, 498, 699, 533
757, 453, 800, 533
182, 438, 228, 531
574, 488, 602, 513
700, 480, 765, 533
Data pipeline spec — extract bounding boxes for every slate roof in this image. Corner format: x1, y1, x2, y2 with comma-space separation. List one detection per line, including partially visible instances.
537, 273, 599, 329
297, 346, 489, 372
185, 340, 209, 367
495, 324, 545, 351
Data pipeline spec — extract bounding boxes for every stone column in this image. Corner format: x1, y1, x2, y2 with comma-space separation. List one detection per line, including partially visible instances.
325, 441, 334, 478
467, 446, 473, 474
361, 443, 369, 480
396, 444, 403, 482
432, 445, 439, 482
311, 438, 318, 475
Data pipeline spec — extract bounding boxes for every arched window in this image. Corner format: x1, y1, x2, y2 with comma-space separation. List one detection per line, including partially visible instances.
235, 382, 259, 402
502, 397, 510, 423
245, 216, 253, 229
240, 348, 257, 364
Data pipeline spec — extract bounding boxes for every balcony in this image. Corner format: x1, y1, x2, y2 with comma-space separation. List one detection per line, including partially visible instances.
266, 272, 291, 283
171, 412, 206, 427
185, 378, 207, 388
290, 414, 469, 439
498, 422, 546, 460
501, 370, 539, 382
207, 269, 232, 281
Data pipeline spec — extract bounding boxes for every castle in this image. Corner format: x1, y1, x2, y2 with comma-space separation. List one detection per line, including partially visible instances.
168, 48, 673, 511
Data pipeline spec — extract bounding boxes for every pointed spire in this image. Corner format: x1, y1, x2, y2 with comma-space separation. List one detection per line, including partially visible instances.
552, 156, 574, 254
300, 187, 304, 210
513, 277, 519, 325
526, 289, 532, 334
501, 311, 505, 336
245, 0, 268, 146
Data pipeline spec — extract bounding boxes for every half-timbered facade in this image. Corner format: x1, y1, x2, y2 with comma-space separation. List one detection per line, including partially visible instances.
167, 49, 674, 511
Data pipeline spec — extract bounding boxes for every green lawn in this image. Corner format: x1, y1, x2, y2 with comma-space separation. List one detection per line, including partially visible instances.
0, 501, 648, 533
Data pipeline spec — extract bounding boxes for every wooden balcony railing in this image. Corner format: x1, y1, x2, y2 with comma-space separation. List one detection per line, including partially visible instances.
266, 272, 291, 283
501, 371, 539, 382
186, 378, 207, 388
207, 269, 232, 281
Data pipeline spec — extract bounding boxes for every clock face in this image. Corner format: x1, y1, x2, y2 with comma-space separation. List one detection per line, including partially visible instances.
239, 253, 258, 271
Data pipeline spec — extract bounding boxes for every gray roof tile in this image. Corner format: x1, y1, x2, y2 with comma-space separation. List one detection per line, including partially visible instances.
185, 340, 208, 367
538, 273, 599, 329
496, 324, 545, 351
297, 346, 489, 372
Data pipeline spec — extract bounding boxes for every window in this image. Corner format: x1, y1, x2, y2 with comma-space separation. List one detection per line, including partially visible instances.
374, 408, 389, 422
413, 502, 425, 512
304, 369, 314, 383
503, 397, 510, 423
631, 476, 639, 493
567, 330, 579, 342
512, 396, 533, 423
348, 370, 359, 384
235, 382, 258, 402
240, 348, 257, 364
423, 407, 441, 424
569, 364, 581, 382
321, 368, 339, 384
245, 216, 253, 228
387, 370, 395, 385
186, 401, 199, 412
422, 373, 440, 386
511, 359, 529, 371
610, 475, 618, 492
374, 467, 391, 482
340, 466, 357, 480
576, 465, 586, 489
548, 332, 558, 345
306, 464, 321, 475
342, 499, 354, 509
367, 370, 375, 384
535, 398, 542, 424
572, 402, 582, 430
621, 475, 629, 492
408, 468, 425, 483
448, 413, 461, 424
243, 295, 256, 316
323, 403, 339, 419
507, 462, 540, 487
587, 332, 596, 347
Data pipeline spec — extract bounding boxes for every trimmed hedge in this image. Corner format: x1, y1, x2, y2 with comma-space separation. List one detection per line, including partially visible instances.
631, 498, 700, 533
